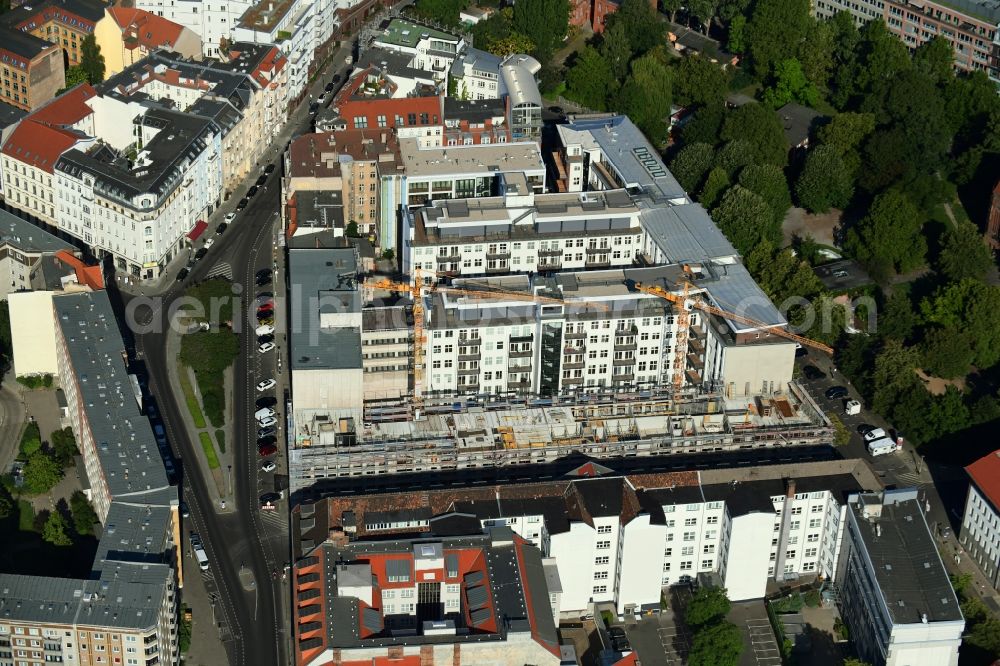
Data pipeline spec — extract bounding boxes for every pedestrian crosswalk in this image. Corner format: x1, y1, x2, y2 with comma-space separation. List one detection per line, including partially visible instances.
204, 261, 233, 280
259, 508, 288, 528
893, 470, 926, 487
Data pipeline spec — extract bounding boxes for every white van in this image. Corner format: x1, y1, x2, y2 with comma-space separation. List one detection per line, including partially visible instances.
193, 543, 209, 571
867, 437, 898, 457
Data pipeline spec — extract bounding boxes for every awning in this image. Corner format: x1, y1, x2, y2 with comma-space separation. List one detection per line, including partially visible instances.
187, 220, 208, 241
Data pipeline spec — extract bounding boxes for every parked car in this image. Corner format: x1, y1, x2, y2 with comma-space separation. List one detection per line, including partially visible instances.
261, 460, 277, 472
204, 238, 215, 249
257, 435, 277, 447
260, 492, 281, 509
256, 309, 273, 321
224, 212, 236, 223
257, 334, 274, 345
247, 185, 259, 198
264, 163, 275, 175
258, 341, 276, 353
863, 427, 888, 443
856, 423, 877, 436
258, 416, 278, 428
825, 385, 849, 399
845, 399, 862, 415
324, 82, 334, 93
236, 198, 248, 211
180, 502, 190, 518
216, 222, 228, 234
194, 248, 208, 260
258, 442, 277, 456
256, 396, 277, 409
802, 365, 826, 380
256, 273, 271, 287
255, 174, 267, 187
258, 425, 276, 438
255, 325, 274, 337
257, 317, 275, 326
255, 407, 276, 421
176, 268, 189, 281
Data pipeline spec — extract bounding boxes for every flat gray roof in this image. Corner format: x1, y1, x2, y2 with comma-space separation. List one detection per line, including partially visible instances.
0, 209, 74, 253
53, 291, 171, 501
850, 494, 964, 625
288, 248, 363, 371
92, 503, 173, 570
640, 202, 738, 263
399, 138, 544, 178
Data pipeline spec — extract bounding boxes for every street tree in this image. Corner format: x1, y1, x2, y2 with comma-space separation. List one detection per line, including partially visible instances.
739, 163, 791, 224
43, 511, 72, 546
688, 621, 743, 666
720, 103, 789, 166
512, 0, 569, 59
921, 326, 973, 379
669, 142, 715, 191
673, 55, 729, 107
600, 22, 632, 80
698, 167, 730, 210
762, 58, 819, 108
795, 145, 853, 213
23, 451, 63, 495
566, 47, 615, 111
712, 186, 777, 254
79, 34, 105, 84
745, 0, 810, 78
846, 189, 926, 279
937, 220, 995, 283
686, 587, 732, 628
70, 490, 99, 536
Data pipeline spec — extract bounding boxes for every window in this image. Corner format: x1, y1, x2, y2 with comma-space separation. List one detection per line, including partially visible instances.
681, 546, 694, 556
664, 548, 672, 557
663, 562, 671, 571
597, 525, 612, 534
353, 116, 368, 129
809, 519, 821, 528
594, 571, 608, 580
680, 561, 692, 570
593, 585, 607, 594
595, 556, 609, 565
596, 540, 611, 549
786, 549, 797, 559
684, 518, 697, 526
377, 114, 387, 127
700, 559, 713, 569
683, 532, 695, 541
706, 516, 718, 525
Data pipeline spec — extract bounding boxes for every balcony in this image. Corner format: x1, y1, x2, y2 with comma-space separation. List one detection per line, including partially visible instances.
538, 261, 562, 271
612, 373, 634, 382
486, 250, 511, 259
539, 247, 563, 256
564, 345, 585, 354
458, 367, 480, 375
511, 334, 534, 342
507, 380, 532, 390
564, 330, 587, 339
458, 337, 482, 346
562, 376, 584, 385
688, 338, 705, 354
686, 369, 703, 384
509, 361, 532, 371
459, 382, 480, 392
687, 353, 704, 369
485, 265, 509, 274
435, 253, 461, 263
585, 258, 611, 268
563, 361, 585, 370
458, 351, 481, 361
613, 357, 636, 366
586, 246, 611, 254
614, 341, 637, 351
509, 349, 533, 358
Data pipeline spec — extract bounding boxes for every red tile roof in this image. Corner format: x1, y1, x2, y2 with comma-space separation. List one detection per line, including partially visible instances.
106, 7, 185, 51
247, 45, 286, 88
1, 120, 83, 173
54, 250, 105, 289
27, 83, 97, 126
967, 450, 1000, 510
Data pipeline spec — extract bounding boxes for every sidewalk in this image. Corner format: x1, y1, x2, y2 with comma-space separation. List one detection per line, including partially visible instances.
180, 536, 236, 666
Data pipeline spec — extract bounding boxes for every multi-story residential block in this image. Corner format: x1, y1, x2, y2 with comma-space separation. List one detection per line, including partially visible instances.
0, 30, 64, 111
449, 49, 541, 140
330, 69, 444, 137
960, 449, 1000, 589
406, 188, 644, 282
347, 48, 441, 100
1, 84, 98, 226
0, 0, 106, 67
443, 97, 511, 145
55, 106, 223, 279
0, 207, 75, 299
135, 0, 255, 57
94, 7, 203, 77
291, 530, 561, 666
0, 101, 27, 148
293, 459, 879, 615
837, 489, 965, 666
811, 0, 1000, 82
372, 18, 465, 84
359, 305, 412, 401
0, 288, 181, 666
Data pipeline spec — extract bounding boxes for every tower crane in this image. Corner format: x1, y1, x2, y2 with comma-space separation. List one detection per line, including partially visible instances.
633, 281, 833, 392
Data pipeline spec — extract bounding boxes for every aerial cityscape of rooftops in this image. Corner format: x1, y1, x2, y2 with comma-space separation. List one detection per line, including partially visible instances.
1, 0, 1000, 664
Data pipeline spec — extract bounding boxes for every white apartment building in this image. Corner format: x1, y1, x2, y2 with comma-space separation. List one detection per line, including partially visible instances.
373, 18, 465, 83
55, 106, 223, 278
232, 0, 320, 103
407, 189, 644, 282
0, 208, 75, 299
134, 0, 256, 56
298, 459, 882, 615
837, 490, 965, 666
960, 449, 1000, 590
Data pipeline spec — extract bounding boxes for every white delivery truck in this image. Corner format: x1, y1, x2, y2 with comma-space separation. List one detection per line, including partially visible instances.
193, 543, 210, 571
845, 399, 861, 416
867, 437, 899, 457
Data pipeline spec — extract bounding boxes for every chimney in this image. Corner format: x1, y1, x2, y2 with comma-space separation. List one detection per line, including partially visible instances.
785, 479, 796, 499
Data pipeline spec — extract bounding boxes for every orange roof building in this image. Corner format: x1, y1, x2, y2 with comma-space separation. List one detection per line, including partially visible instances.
961, 449, 1000, 589
94, 7, 202, 77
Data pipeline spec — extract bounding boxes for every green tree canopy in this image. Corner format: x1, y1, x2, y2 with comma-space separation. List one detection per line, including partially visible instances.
687, 621, 743, 666
699, 166, 730, 210
746, 0, 810, 77
512, 0, 569, 59
0, 491, 12, 520
726, 14, 746, 53
797, 19, 835, 90
680, 102, 726, 145
761, 58, 819, 108
180, 330, 240, 378
43, 511, 72, 546
64, 66, 88, 89
714, 140, 755, 178
816, 112, 875, 175
688, 0, 719, 35
23, 451, 63, 495
70, 490, 99, 536
565, 46, 615, 111
600, 22, 632, 80
922, 279, 1000, 370
913, 35, 954, 84
846, 189, 926, 279
738, 163, 791, 224
720, 103, 788, 166
795, 145, 854, 213
605, 0, 664, 56
672, 55, 730, 108
50, 427, 78, 467
713, 186, 777, 254
854, 20, 911, 94
19, 422, 42, 458
485, 32, 535, 57
669, 142, 716, 191
686, 587, 732, 629
921, 326, 973, 379
746, 241, 825, 304
413, 0, 466, 24
618, 53, 673, 144
878, 289, 918, 343
79, 34, 106, 84
937, 220, 995, 283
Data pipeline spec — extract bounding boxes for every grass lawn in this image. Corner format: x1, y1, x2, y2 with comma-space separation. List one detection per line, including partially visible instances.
178, 368, 207, 429
17, 499, 34, 531
199, 432, 220, 469
215, 429, 226, 454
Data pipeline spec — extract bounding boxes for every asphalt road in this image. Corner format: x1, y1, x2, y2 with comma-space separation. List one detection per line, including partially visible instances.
106, 177, 287, 666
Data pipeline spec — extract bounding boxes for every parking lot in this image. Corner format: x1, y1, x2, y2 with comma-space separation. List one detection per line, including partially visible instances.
728, 601, 782, 666
623, 615, 690, 666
